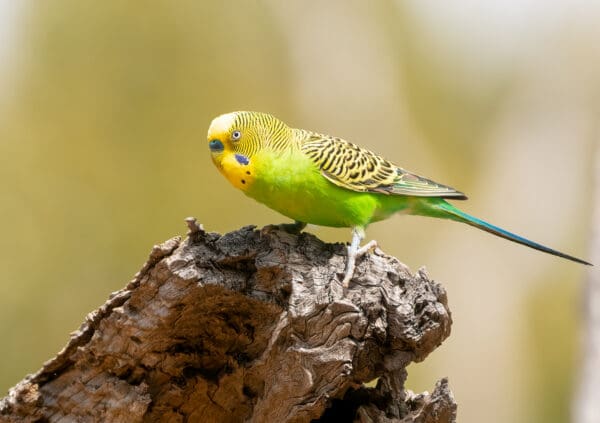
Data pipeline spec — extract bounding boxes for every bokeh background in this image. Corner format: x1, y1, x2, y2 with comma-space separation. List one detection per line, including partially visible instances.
1, 2, 598, 422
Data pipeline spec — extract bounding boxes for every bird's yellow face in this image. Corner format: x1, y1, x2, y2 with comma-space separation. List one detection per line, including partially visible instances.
207, 112, 262, 191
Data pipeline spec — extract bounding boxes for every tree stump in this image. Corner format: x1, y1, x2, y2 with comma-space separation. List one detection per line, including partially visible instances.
0, 219, 455, 422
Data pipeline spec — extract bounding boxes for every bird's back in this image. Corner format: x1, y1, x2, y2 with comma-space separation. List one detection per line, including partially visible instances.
294, 128, 467, 200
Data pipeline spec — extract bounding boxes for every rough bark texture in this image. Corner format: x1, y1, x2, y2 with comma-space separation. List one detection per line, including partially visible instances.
0, 219, 455, 423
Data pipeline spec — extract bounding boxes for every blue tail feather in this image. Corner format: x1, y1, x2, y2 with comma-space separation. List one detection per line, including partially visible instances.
434, 201, 591, 266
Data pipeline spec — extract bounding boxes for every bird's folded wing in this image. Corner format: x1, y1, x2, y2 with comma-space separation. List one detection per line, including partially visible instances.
300, 133, 467, 199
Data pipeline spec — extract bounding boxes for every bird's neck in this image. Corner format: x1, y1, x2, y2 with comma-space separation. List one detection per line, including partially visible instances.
262, 127, 302, 152
289, 128, 323, 148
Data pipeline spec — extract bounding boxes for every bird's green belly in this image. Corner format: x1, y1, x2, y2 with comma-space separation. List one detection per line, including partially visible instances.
247, 152, 410, 227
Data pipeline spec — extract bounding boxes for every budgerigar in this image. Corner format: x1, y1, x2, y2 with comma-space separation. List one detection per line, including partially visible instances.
207, 111, 591, 286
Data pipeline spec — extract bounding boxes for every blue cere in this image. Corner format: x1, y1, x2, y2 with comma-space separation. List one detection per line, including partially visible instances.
209, 139, 224, 152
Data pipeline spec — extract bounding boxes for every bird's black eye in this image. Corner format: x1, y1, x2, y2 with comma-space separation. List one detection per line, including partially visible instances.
231, 130, 242, 141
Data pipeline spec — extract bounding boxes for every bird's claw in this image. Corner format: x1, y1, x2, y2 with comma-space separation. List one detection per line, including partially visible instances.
356, 240, 378, 257
342, 227, 378, 289
276, 221, 307, 235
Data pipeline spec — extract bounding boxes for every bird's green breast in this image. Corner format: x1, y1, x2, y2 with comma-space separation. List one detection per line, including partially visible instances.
246, 149, 412, 227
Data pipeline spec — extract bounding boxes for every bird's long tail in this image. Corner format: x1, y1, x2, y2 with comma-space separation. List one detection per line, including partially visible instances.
420, 199, 591, 265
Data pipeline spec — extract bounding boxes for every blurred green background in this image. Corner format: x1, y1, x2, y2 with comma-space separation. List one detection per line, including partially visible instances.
0, 2, 598, 422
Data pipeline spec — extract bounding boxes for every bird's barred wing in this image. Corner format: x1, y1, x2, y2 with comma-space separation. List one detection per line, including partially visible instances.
300, 133, 467, 199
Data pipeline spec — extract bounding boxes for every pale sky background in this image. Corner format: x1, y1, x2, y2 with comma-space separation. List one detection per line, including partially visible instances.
0, 1, 20, 72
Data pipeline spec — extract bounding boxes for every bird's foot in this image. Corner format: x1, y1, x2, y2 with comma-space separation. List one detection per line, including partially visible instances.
274, 221, 307, 235
356, 240, 378, 257
342, 227, 378, 289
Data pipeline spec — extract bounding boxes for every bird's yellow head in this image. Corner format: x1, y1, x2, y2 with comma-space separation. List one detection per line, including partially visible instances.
207, 111, 289, 190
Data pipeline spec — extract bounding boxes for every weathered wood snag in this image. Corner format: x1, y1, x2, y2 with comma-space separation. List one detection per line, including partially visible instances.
0, 219, 455, 422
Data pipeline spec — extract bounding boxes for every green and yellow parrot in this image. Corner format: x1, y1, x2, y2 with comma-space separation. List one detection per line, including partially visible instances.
207, 111, 591, 286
